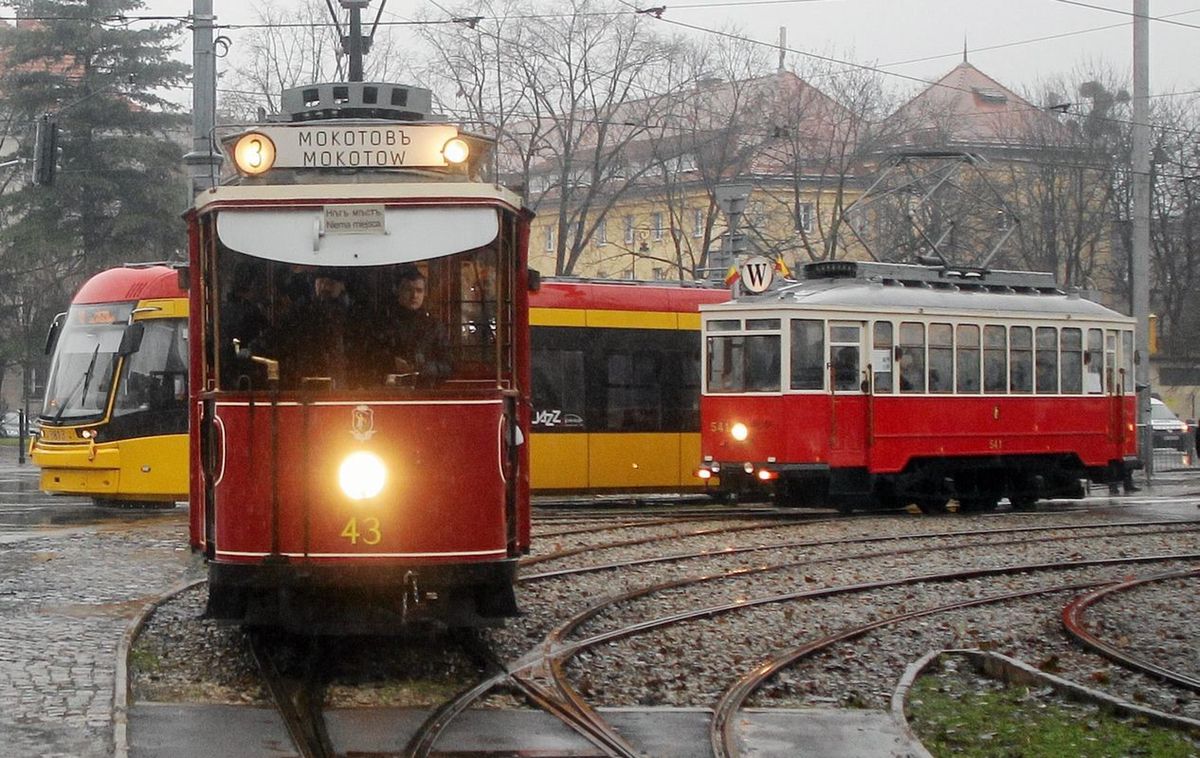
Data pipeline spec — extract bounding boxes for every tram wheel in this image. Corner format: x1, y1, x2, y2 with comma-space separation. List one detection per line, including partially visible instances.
916, 497, 950, 515
958, 497, 999, 513
1009, 496, 1037, 511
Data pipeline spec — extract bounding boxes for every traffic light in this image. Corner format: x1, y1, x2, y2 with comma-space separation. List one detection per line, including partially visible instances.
32, 115, 58, 186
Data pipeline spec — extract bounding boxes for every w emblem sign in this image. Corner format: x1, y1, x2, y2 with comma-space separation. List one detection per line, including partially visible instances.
739, 256, 775, 293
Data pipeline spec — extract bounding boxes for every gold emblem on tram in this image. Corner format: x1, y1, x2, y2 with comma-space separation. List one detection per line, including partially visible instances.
351, 405, 376, 442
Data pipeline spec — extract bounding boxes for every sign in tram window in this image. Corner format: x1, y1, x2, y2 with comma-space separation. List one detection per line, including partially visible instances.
956, 324, 981, 394
1085, 329, 1103, 393
984, 325, 1007, 394
928, 323, 953, 394
1010, 326, 1033, 394
790, 319, 824, 390
898, 322, 925, 393
1061, 328, 1083, 394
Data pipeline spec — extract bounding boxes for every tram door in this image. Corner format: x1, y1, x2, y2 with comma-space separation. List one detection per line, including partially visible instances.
829, 322, 867, 461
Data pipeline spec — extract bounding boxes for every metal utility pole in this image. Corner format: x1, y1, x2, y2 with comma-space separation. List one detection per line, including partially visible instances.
183, 0, 221, 194
341, 0, 371, 82
1132, 0, 1152, 483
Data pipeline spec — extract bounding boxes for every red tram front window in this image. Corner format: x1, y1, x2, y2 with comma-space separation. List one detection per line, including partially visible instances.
707, 320, 781, 394
790, 319, 824, 390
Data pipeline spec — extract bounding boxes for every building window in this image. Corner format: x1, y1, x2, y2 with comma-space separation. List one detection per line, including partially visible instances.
693, 208, 704, 238
795, 202, 814, 233
652, 212, 663, 241
543, 226, 553, 252
653, 267, 667, 280
624, 215, 635, 244
622, 268, 635, 280
596, 218, 607, 247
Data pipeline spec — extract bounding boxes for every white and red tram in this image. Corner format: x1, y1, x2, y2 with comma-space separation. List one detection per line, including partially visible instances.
698, 261, 1139, 512
186, 82, 531, 628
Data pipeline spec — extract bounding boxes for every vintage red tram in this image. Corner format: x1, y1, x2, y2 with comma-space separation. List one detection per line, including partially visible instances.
186, 81, 531, 628
698, 260, 1139, 512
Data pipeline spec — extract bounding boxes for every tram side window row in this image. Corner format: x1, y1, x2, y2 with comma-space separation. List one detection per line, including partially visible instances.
706, 317, 1134, 396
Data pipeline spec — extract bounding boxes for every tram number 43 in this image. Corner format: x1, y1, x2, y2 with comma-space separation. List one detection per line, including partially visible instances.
341, 516, 382, 546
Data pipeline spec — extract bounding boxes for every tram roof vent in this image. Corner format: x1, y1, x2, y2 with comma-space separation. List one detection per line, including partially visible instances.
802, 260, 1060, 293
277, 82, 437, 123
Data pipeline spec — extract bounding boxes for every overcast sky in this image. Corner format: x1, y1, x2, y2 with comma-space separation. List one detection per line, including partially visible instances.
23, 1, 1200, 101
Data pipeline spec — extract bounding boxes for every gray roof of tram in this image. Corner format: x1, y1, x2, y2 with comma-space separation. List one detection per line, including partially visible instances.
703, 264, 1131, 323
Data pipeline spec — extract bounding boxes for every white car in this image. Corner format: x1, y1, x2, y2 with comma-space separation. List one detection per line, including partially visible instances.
1150, 398, 1191, 452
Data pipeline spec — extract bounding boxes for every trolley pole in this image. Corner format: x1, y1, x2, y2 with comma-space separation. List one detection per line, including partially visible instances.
184, 0, 221, 195
1132, 0, 1153, 484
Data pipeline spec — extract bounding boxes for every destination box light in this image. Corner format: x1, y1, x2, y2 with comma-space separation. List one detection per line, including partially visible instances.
229, 124, 468, 174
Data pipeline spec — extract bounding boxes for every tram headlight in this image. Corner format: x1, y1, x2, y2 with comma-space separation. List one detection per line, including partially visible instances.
442, 137, 470, 165
233, 132, 277, 176
338, 451, 387, 501
730, 422, 749, 442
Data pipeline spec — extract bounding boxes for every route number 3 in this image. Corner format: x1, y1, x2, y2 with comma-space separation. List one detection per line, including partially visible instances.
341, 516, 382, 545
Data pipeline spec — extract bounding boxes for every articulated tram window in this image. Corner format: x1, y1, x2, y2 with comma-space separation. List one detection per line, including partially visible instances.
790, 319, 824, 390
531, 347, 585, 430
605, 352, 662, 430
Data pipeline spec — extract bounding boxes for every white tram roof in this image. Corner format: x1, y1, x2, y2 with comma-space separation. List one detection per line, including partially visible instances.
703, 261, 1133, 324
193, 183, 525, 268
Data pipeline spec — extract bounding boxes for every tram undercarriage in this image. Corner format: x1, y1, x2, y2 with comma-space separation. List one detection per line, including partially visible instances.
722, 453, 1140, 514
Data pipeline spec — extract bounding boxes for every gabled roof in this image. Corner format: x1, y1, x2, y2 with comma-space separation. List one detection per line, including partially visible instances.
885, 61, 1061, 148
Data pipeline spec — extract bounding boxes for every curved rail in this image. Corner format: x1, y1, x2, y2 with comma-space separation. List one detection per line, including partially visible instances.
1062, 567, 1200, 692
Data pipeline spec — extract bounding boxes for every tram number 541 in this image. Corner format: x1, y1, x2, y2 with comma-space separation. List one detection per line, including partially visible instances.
341, 516, 382, 546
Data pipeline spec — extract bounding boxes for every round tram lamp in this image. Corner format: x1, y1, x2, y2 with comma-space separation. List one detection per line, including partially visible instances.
730, 422, 749, 442
339, 450, 387, 501
233, 132, 277, 176
442, 137, 470, 165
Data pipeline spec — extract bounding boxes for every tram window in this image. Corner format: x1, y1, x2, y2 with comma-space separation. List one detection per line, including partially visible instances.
531, 348, 585, 431
956, 324, 980, 394
1035, 327, 1059, 394
747, 318, 780, 330
1085, 329, 1103, 393
873, 321, 893, 393
1105, 331, 1118, 393
114, 319, 189, 417
707, 334, 780, 393
928, 323, 953, 394
983, 325, 1007, 394
1010, 326, 1033, 394
1061, 328, 1082, 394
1121, 331, 1134, 394
708, 319, 740, 332
790, 319, 824, 390
829, 323, 862, 392
605, 351, 662, 430
898, 322, 925, 393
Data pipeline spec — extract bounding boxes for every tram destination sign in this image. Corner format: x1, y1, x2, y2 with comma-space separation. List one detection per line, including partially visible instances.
250, 124, 459, 169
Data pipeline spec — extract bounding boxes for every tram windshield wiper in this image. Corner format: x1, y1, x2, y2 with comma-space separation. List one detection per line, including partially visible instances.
54, 344, 102, 422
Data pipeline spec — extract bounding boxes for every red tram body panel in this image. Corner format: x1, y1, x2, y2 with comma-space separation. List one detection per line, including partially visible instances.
699, 261, 1138, 511
186, 82, 531, 629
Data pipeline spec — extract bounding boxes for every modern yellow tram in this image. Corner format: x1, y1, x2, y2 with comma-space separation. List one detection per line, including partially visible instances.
32, 265, 189, 507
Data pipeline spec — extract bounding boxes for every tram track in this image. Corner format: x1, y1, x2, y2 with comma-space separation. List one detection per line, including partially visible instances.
246, 630, 335, 758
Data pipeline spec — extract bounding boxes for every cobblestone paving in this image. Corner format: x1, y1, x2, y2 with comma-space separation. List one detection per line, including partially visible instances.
0, 446, 199, 757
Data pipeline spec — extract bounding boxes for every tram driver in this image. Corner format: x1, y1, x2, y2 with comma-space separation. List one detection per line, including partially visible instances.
380, 265, 452, 384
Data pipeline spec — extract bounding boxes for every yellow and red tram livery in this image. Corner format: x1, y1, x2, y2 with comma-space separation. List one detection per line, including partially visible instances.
699, 260, 1139, 512
529, 280, 727, 493
34, 265, 189, 507
187, 82, 531, 628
